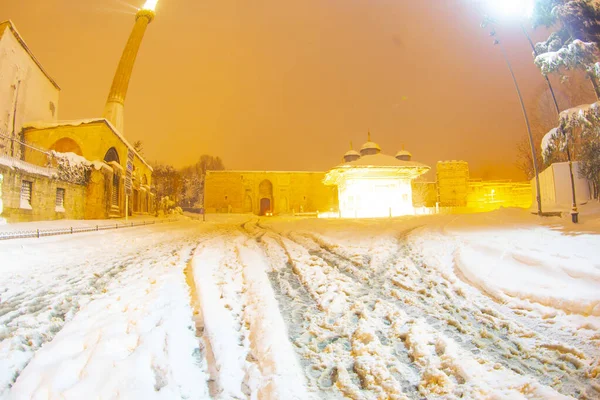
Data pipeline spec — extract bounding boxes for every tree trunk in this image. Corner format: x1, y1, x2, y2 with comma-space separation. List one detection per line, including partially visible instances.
588, 72, 600, 100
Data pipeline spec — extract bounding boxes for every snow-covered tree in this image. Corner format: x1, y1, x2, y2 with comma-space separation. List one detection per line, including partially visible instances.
133, 140, 144, 155
533, 0, 600, 97
50, 151, 92, 185
180, 155, 225, 208
541, 102, 600, 198
529, 0, 600, 198
151, 163, 182, 211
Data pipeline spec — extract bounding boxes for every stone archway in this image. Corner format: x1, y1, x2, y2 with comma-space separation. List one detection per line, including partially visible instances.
259, 198, 271, 215
104, 147, 121, 209
104, 147, 120, 164
258, 179, 273, 215
49, 137, 83, 156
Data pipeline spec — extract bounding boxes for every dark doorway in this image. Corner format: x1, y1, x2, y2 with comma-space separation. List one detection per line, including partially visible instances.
258, 179, 273, 215
259, 198, 271, 215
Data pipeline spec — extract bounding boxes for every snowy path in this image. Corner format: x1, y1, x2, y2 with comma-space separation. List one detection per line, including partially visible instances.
0, 221, 213, 398
1, 213, 599, 399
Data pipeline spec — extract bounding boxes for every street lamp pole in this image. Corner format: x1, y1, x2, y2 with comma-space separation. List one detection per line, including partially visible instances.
487, 27, 543, 215
520, 24, 579, 222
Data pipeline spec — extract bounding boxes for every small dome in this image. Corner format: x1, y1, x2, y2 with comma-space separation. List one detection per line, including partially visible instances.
360, 141, 381, 156
395, 149, 412, 161
343, 149, 360, 162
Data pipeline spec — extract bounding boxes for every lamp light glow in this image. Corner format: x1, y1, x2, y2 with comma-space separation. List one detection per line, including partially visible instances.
141, 0, 159, 11
483, 0, 534, 18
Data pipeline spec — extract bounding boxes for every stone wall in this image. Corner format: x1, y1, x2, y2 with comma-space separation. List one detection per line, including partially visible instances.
0, 165, 85, 222
84, 164, 114, 220
205, 171, 337, 215
437, 161, 470, 207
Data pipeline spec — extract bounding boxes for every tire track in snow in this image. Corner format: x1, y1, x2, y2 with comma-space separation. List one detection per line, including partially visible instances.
248, 222, 412, 399
189, 232, 263, 399
299, 228, 593, 398
252, 221, 584, 399
189, 227, 315, 399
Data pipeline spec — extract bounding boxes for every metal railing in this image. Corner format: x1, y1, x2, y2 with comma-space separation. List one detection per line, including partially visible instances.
0, 218, 178, 241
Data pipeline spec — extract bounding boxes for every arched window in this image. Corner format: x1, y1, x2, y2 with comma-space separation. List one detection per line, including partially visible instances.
104, 147, 120, 164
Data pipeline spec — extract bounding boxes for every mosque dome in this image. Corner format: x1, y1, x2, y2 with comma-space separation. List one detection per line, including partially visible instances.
395, 149, 412, 161
360, 132, 381, 156
343, 149, 361, 163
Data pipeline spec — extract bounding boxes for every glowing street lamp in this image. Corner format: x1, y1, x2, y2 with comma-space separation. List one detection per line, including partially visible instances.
142, 0, 159, 11
480, 0, 534, 19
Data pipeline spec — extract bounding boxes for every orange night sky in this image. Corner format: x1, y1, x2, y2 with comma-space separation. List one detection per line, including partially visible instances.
1, 0, 596, 179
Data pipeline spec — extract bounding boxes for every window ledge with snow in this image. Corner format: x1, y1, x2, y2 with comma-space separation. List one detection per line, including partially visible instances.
20, 201, 32, 210
55, 206, 65, 213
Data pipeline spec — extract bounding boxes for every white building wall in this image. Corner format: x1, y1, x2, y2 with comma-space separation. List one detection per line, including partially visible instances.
339, 177, 414, 218
535, 161, 591, 209
0, 26, 59, 155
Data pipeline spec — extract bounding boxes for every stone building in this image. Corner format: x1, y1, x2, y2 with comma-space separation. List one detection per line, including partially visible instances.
435, 160, 532, 212
205, 171, 337, 215
0, 11, 156, 222
0, 21, 60, 157
205, 135, 429, 218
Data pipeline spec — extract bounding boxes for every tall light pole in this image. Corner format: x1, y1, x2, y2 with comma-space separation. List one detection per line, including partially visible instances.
482, 19, 543, 215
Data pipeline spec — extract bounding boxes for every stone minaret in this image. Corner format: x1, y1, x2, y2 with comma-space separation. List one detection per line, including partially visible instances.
102, 5, 156, 133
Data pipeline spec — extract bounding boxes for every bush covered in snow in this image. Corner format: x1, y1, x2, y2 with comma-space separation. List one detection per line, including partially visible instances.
50, 151, 92, 185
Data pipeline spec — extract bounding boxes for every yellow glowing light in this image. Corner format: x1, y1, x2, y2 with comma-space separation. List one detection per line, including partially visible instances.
338, 178, 415, 218
141, 0, 159, 11
483, 0, 534, 18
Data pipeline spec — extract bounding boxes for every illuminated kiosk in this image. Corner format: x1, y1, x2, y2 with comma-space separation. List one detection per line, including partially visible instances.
324, 136, 430, 218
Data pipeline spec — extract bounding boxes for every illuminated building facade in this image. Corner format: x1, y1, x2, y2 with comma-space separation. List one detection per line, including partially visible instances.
324, 137, 430, 218
205, 136, 429, 218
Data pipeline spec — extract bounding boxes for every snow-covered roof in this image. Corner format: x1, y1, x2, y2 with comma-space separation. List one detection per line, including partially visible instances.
395, 150, 412, 158
338, 153, 429, 169
360, 141, 381, 152
0, 154, 55, 177
0, 20, 61, 90
344, 149, 360, 157
22, 118, 153, 172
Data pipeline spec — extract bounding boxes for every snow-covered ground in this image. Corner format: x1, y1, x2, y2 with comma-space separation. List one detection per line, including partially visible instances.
1, 208, 599, 399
